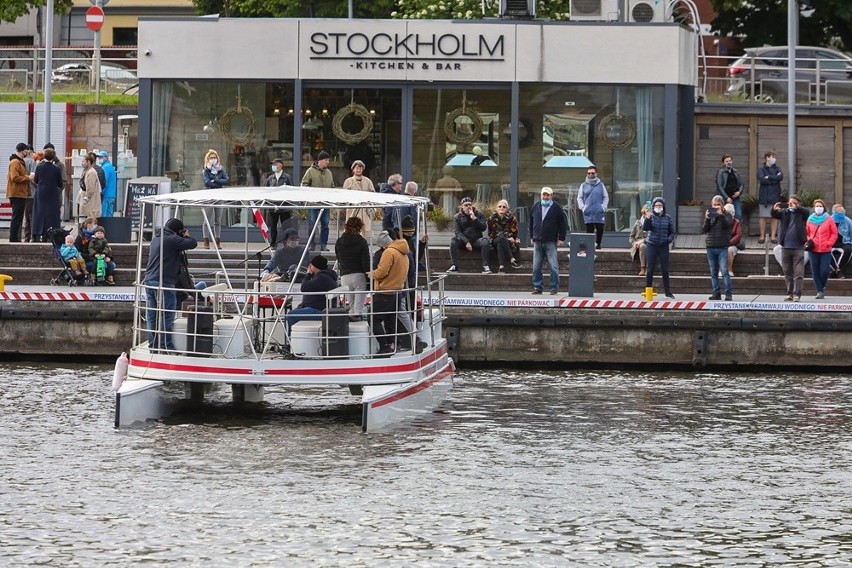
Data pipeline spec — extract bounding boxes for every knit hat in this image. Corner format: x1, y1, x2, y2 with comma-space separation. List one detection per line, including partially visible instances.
375, 230, 393, 249
317, 150, 331, 161
281, 228, 299, 242
652, 197, 666, 207
310, 255, 328, 270
401, 215, 415, 236
165, 218, 184, 233
460, 196, 472, 205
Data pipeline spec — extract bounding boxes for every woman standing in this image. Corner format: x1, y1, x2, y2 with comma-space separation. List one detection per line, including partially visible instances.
642, 197, 676, 299
78, 152, 102, 221
805, 199, 839, 300
629, 206, 649, 275
487, 199, 521, 273
577, 165, 608, 249
335, 217, 371, 319
341, 160, 375, 239
201, 148, 229, 249
30, 148, 64, 241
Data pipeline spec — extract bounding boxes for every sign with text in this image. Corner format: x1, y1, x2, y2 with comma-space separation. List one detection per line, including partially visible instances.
124, 177, 169, 230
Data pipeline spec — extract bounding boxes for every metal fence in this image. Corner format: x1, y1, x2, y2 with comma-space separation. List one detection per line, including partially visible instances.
0, 45, 138, 97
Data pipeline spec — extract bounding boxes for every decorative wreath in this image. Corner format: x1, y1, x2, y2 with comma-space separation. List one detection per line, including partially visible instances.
597, 112, 636, 150
220, 95, 257, 146
444, 106, 483, 146
332, 103, 373, 144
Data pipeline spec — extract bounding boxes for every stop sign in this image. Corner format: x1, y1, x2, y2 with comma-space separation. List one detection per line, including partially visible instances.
85, 6, 105, 32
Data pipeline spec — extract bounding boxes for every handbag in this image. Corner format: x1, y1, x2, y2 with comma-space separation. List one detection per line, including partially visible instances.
804, 223, 821, 252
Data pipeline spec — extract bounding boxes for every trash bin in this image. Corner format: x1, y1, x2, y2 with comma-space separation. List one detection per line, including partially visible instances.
568, 233, 595, 297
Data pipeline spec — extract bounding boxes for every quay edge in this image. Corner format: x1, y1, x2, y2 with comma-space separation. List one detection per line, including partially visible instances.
1, 301, 850, 369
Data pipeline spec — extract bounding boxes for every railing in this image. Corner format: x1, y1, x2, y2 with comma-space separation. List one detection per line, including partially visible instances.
0, 45, 138, 97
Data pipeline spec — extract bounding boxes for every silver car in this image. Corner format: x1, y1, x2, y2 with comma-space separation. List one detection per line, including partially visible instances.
726, 46, 852, 104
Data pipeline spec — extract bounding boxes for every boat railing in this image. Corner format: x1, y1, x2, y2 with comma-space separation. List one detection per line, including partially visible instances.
135, 274, 448, 360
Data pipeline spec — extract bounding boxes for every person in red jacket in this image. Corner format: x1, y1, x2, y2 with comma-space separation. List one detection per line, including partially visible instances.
805, 198, 839, 300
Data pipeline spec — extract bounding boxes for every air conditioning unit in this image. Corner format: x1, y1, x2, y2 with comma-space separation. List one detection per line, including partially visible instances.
629, 0, 666, 22
500, 0, 536, 19
570, 0, 620, 22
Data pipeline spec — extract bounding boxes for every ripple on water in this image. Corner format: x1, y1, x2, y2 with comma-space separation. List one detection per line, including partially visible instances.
1, 364, 851, 565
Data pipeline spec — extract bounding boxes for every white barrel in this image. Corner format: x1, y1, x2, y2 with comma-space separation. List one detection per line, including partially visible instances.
290, 321, 322, 358
418, 308, 442, 344
348, 321, 376, 359
172, 316, 188, 353
213, 317, 252, 358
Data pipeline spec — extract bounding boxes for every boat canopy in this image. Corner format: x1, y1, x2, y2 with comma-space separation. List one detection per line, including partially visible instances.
139, 186, 432, 209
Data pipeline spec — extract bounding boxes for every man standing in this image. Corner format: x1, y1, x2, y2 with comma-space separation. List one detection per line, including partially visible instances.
23, 145, 36, 242
7, 142, 34, 242
447, 196, 491, 274
370, 230, 412, 355
143, 218, 198, 351
300, 150, 334, 251
265, 157, 293, 249
771, 195, 809, 302
380, 173, 404, 231
530, 187, 566, 295
702, 195, 733, 301
716, 154, 744, 220
97, 150, 117, 217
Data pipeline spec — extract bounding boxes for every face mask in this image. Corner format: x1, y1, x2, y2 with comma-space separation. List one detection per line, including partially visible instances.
209, 158, 218, 167
271, 166, 278, 174
725, 162, 733, 170
97, 158, 104, 165
814, 206, 825, 215
586, 174, 597, 182
286, 239, 299, 248
767, 157, 776, 166
540, 198, 552, 206
833, 212, 845, 223
654, 207, 663, 214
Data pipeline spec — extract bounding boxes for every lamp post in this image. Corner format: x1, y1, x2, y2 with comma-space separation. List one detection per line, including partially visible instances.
787, 0, 797, 195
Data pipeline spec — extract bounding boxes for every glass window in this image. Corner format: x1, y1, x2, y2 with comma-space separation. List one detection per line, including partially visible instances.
112, 28, 138, 46
518, 84, 664, 232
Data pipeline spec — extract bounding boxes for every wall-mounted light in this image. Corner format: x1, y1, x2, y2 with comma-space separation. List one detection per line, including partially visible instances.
273, 108, 280, 116
287, 108, 294, 116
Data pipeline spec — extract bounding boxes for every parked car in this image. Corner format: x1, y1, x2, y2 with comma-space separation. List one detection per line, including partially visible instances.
726, 46, 852, 104
51, 63, 137, 89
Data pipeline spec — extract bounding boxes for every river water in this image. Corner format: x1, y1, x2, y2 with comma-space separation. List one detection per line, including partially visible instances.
2, 364, 851, 566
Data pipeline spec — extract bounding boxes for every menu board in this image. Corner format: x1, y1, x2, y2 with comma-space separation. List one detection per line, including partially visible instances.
124, 177, 169, 230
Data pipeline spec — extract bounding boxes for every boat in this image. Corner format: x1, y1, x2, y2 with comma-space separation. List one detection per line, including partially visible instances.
115, 186, 454, 431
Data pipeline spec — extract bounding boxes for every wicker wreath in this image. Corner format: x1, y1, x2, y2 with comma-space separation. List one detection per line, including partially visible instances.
444, 106, 483, 145
597, 112, 636, 150
332, 103, 373, 144
220, 100, 257, 146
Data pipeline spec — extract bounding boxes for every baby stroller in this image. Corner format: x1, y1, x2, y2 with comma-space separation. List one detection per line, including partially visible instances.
48, 227, 87, 287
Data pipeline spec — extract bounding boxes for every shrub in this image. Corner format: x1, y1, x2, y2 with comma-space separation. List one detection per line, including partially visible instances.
427, 207, 453, 231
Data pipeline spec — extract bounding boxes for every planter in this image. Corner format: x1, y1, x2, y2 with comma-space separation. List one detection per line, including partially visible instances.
676, 205, 705, 234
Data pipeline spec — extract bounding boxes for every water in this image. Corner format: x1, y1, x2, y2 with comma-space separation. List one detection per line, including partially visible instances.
2, 364, 851, 566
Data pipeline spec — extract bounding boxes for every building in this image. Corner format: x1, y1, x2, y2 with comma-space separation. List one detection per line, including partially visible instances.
136, 16, 697, 242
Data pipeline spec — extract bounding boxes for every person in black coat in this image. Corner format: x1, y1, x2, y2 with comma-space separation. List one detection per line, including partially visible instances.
286, 255, 339, 330
447, 196, 491, 273
335, 217, 371, 318
31, 148, 64, 242
265, 158, 293, 249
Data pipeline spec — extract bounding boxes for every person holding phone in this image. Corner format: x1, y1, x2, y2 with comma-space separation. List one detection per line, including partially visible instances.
702, 195, 733, 301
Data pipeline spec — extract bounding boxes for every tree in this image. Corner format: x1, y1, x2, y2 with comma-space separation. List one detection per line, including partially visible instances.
392, 0, 569, 20
0, 0, 72, 24
710, 0, 852, 54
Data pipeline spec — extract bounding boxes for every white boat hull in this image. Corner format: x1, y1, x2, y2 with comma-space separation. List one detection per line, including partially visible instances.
114, 379, 170, 427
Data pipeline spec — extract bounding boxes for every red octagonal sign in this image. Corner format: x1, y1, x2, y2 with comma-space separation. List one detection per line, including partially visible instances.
85, 6, 105, 32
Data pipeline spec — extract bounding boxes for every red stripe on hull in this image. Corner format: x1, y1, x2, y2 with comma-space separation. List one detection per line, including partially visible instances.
370, 365, 454, 409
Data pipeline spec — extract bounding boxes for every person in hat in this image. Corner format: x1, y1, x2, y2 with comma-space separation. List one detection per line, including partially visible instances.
447, 196, 491, 274
6, 142, 34, 242
287, 255, 339, 330
529, 187, 566, 294
97, 150, 118, 217
265, 157, 293, 249
335, 217, 371, 319
370, 229, 417, 355
642, 196, 676, 299
300, 150, 335, 251
144, 217, 198, 351
342, 159, 375, 239
261, 228, 307, 281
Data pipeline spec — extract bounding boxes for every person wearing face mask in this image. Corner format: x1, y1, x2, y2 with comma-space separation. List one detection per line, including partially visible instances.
96, 150, 117, 217
529, 187, 566, 295
804, 199, 838, 300
642, 197, 676, 299
716, 154, 744, 221
771, 195, 810, 301
830, 204, 852, 278
265, 158, 293, 250
757, 150, 783, 244
577, 165, 608, 249
78, 152, 102, 221
261, 228, 307, 282
201, 148, 230, 249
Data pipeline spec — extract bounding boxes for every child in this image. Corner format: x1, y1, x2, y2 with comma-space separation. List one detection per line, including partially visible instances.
60, 234, 89, 278
88, 225, 117, 285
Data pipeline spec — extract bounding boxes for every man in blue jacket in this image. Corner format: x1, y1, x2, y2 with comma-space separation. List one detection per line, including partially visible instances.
529, 187, 566, 295
287, 255, 339, 330
97, 150, 118, 217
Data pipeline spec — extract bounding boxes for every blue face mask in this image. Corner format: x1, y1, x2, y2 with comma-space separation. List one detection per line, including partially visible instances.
541, 198, 552, 206
271, 166, 278, 174
833, 212, 844, 223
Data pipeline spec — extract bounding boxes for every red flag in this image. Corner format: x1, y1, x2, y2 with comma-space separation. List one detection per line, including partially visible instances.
252, 208, 269, 241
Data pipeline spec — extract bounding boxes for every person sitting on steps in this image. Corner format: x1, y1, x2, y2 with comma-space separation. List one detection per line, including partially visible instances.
447, 196, 491, 274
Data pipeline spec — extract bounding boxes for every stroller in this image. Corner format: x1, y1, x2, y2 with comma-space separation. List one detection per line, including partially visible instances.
48, 227, 88, 287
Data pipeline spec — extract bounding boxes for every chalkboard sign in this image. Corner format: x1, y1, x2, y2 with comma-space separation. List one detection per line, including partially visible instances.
124, 177, 166, 230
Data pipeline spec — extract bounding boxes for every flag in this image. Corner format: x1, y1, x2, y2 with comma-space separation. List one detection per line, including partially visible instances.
252, 207, 269, 241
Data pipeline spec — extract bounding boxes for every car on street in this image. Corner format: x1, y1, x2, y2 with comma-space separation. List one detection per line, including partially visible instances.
726, 46, 852, 103
51, 63, 138, 90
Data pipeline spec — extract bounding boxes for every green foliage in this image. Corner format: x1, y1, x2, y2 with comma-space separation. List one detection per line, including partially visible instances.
794, 189, 825, 208
710, 0, 852, 54
0, 93, 137, 104
393, 0, 569, 20
427, 206, 453, 231
0, 0, 72, 23
740, 193, 759, 217
192, 0, 397, 18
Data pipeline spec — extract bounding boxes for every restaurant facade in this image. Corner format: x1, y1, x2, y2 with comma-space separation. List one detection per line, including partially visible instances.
136, 16, 697, 243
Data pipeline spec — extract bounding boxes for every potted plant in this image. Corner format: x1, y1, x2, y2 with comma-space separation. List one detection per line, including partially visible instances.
676, 199, 705, 234
740, 193, 759, 236
427, 206, 453, 232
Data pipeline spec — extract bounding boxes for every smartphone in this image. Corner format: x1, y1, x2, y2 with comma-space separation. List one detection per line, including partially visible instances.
708, 207, 718, 219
